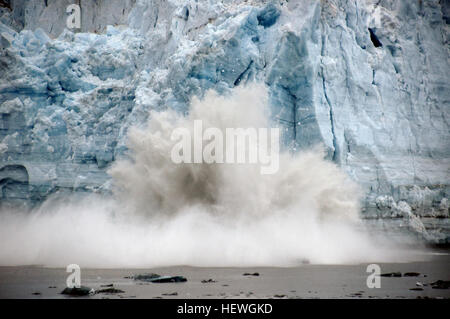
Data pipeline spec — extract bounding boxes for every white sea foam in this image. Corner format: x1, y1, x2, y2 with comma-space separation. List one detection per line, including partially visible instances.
0, 84, 419, 268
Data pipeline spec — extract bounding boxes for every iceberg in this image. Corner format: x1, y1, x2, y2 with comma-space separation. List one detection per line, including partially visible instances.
0, 0, 448, 231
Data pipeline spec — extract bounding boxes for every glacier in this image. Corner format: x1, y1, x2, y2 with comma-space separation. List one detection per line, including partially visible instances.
0, 0, 449, 240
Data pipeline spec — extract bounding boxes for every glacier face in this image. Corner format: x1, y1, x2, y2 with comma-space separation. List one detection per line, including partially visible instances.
0, 0, 449, 222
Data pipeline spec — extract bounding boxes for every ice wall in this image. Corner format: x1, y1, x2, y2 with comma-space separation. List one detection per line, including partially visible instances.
0, 0, 448, 221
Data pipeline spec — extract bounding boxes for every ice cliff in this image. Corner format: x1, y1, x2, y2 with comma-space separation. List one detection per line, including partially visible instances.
0, 1, 449, 227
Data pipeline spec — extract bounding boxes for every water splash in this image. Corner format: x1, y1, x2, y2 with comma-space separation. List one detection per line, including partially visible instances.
0, 84, 419, 267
